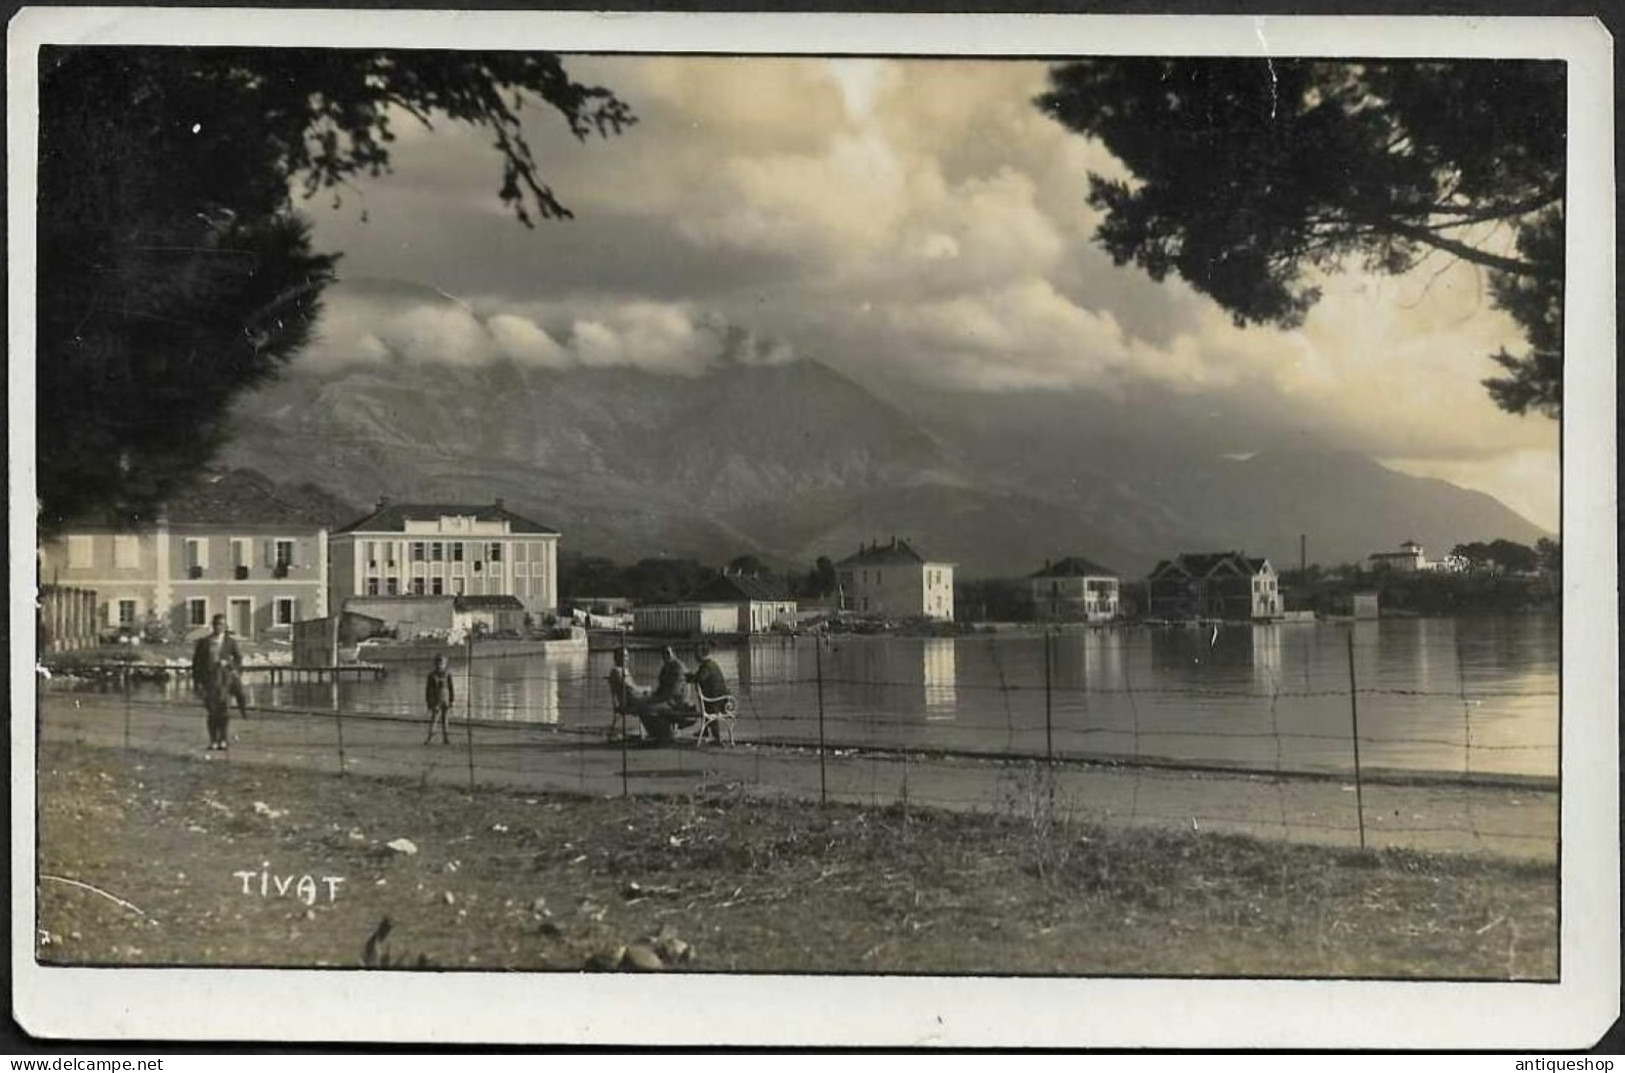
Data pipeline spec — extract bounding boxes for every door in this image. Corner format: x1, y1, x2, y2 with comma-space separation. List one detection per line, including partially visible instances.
229, 598, 253, 639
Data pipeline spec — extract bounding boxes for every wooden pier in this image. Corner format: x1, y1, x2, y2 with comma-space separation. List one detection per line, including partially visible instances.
240, 664, 389, 685
54, 663, 388, 686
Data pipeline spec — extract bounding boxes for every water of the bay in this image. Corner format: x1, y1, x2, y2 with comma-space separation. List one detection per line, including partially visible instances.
238, 615, 1558, 779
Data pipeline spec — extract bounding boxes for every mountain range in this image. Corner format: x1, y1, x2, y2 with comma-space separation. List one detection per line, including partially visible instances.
222, 352, 1551, 578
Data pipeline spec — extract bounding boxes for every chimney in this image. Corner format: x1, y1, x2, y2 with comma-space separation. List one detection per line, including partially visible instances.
494, 497, 505, 510
376, 495, 391, 511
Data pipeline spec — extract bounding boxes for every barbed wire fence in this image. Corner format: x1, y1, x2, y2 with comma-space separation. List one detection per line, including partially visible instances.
39, 627, 1558, 858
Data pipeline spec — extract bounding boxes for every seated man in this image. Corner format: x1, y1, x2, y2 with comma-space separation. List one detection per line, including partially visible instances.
686, 642, 731, 742
606, 647, 695, 746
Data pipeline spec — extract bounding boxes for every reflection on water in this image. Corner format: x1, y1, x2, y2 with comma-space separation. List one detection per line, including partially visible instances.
923, 638, 957, 716
134, 616, 1557, 778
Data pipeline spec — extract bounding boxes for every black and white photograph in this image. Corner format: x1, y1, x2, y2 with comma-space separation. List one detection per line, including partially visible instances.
9, 9, 1617, 1048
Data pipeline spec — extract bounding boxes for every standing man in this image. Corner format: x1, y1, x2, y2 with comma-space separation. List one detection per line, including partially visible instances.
192, 613, 242, 751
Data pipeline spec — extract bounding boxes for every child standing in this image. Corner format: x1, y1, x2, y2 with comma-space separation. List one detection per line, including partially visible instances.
424, 654, 455, 744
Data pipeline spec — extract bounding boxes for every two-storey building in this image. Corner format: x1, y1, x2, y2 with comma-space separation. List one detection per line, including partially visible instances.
1369, 540, 1429, 573
1031, 557, 1121, 622
329, 498, 560, 617
38, 469, 333, 640
1145, 551, 1282, 621
836, 538, 955, 621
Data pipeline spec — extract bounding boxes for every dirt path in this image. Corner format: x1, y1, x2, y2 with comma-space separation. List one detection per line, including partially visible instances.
37, 690, 1557, 862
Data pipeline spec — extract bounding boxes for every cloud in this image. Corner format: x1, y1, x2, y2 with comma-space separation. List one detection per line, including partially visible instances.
301, 281, 794, 379
299, 55, 1559, 528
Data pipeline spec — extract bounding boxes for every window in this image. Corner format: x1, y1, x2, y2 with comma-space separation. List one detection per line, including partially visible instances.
185, 538, 207, 573
275, 598, 297, 626
489, 542, 503, 562
233, 539, 251, 579
514, 542, 528, 562
431, 542, 444, 562
411, 542, 426, 562
452, 542, 464, 562
431, 577, 444, 596
386, 577, 399, 596
113, 535, 140, 569
117, 599, 137, 626
453, 577, 465, 596
188, 598, 208, 626
386, 543, 398, 567
366, 578, 379, 596
411, 577, 426, 595
67, 535, 94, 569
365, 541, 378, 567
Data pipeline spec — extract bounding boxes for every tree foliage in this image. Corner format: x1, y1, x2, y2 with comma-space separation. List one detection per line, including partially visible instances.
37, 47, 634, 532
1036, 59, 1564, 416
1450, 539, 1539, 575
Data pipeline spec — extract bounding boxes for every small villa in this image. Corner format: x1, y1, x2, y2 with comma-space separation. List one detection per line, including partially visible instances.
1030, 557, 1120, 622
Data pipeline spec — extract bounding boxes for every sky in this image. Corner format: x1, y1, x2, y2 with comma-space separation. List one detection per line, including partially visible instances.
300, 56, 1561, 531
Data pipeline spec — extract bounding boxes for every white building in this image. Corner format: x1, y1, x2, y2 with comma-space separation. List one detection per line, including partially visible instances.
38, 469, 331, 641
330, 498, 559, 617
1369, 540, 1429, 573
836, 538, 955, 621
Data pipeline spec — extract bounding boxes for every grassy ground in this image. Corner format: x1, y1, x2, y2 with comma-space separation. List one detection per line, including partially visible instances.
35, 741, 1556, 978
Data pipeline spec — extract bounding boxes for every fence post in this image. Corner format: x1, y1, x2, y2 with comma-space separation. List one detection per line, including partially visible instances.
465, 631, 476, 794
334, 704, 348, 778
620, 704, 630, 799
815, 636, 828, 807
1043, 628, 1054, 765
1346, 632, 1367, 851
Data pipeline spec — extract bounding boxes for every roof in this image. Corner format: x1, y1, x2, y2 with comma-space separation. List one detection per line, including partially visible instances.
454, 595, 526, 612
166, 469, 345, 528
335, 500, 558, 536
836, 539, 932, 568
691, 574, 795, 603
1031, 556, 1119, 579
1149, 552, 1272, 580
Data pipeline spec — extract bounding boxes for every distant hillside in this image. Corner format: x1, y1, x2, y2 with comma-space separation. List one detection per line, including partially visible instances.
223, 355, 1551, 577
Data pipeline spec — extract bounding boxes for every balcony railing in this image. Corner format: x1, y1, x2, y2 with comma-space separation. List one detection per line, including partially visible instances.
234, 565, 249, 580
273, 563, 291, 579
187, 565, 203, 579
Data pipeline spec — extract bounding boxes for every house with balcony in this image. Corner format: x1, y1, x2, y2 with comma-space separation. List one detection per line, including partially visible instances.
329, 497, 560, 617
37, 469, 334, 640
1145, 551, 1282, 621
1031, 557, 1121, 622
836, 538, 955, 621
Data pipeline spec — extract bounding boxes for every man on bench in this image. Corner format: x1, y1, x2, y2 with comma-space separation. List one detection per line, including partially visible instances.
607, 646, 698, 746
